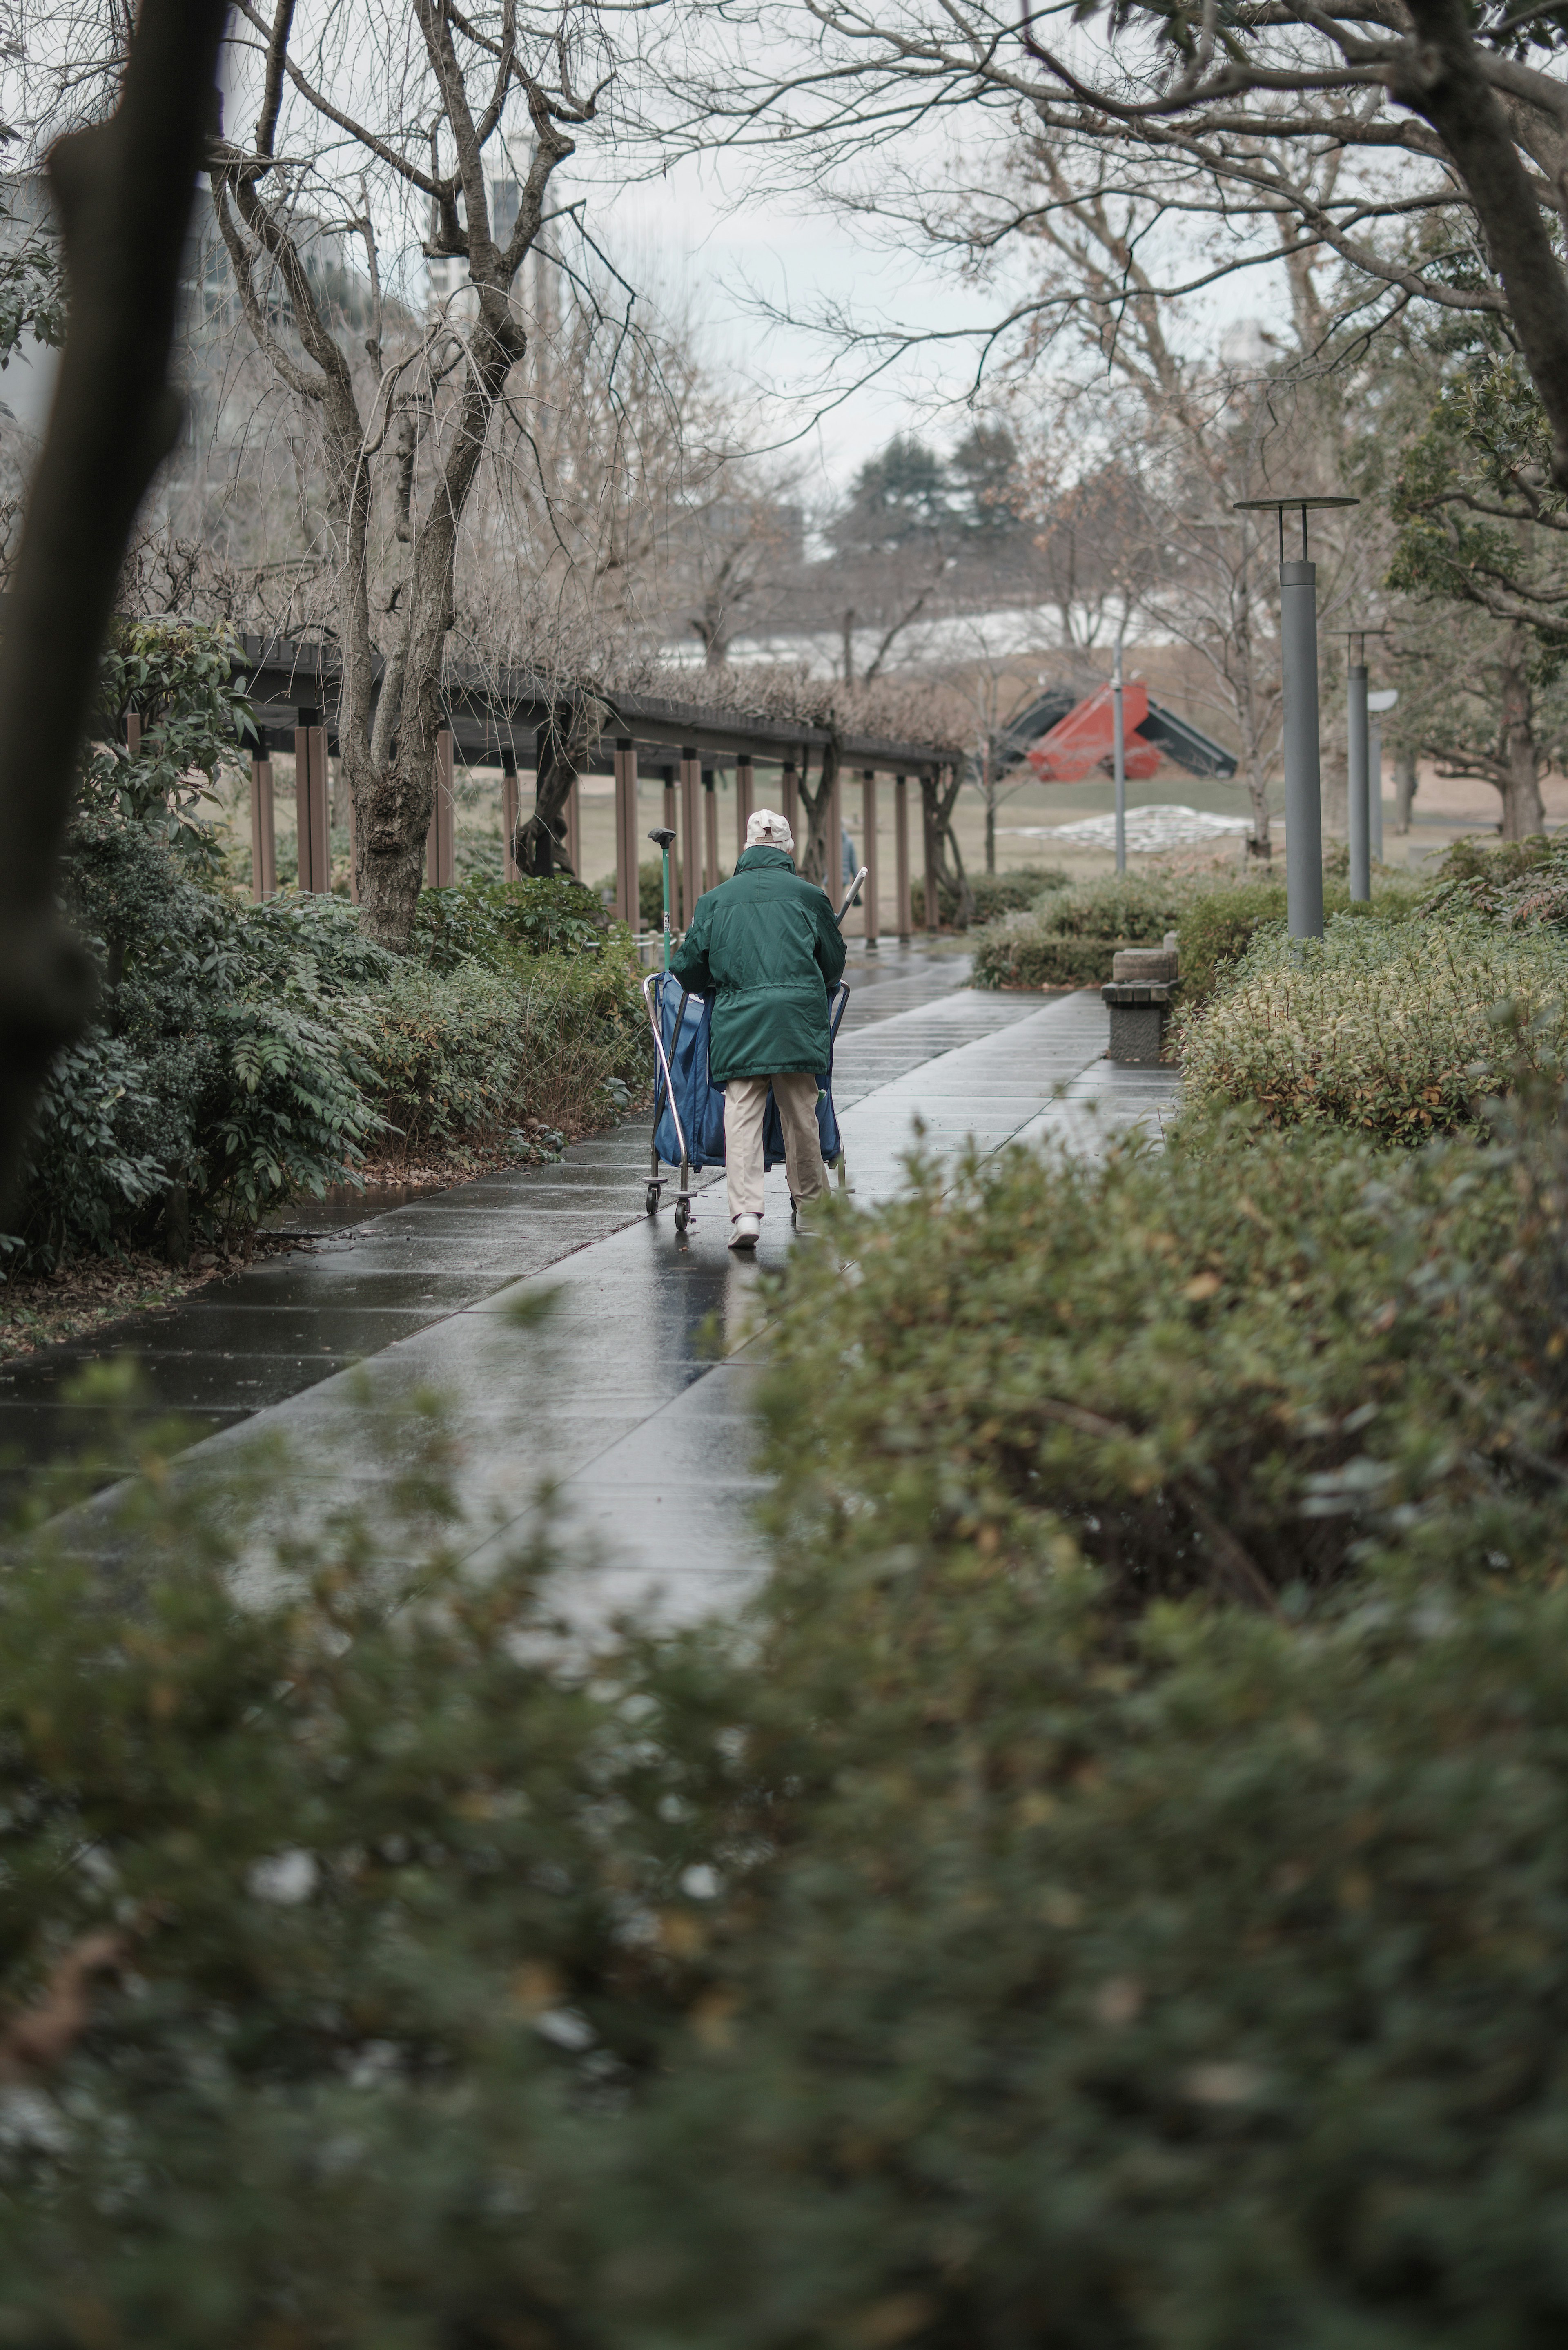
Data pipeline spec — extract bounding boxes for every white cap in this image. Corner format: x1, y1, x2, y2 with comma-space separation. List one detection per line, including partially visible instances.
746, 807, 794, 853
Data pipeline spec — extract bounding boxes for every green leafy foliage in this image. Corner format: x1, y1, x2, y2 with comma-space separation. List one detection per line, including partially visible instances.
1176, 876, 1417, 1002
1417, 832, 1568, 929
754, 1108, 1548, 1610
0, 206, 65, 368
413, 874, 611, 974
361, 947, 649, 1161
1178, 912, 1568, 1139
81, 618, 255, 870
6, 820, 386, 1266
971, 869, 1208, 986
12, 1087, 1568, 2337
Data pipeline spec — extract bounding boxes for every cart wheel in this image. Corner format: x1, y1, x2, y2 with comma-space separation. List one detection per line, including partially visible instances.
675, 1198, 691, 1233
645, 1183, 660, 1215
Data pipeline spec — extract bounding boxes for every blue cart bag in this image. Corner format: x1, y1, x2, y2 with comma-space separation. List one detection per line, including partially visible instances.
650, 973, 848, 1173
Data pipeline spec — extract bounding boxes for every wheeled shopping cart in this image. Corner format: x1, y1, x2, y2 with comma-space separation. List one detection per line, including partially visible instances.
641, 972, 852, 1231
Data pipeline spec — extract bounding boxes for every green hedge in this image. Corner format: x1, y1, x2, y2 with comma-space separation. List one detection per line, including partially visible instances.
1178, 913, 1568, 1139
972, 872, 1208, 988
362, 944, 648, 1161
12, 1084, 1568, 2337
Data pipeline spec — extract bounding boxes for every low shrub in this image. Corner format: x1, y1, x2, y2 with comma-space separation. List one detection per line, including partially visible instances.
971, 869, 1211, 988
1176, 877, 1421, 1001
361, 946, 650, 1162
6, 822, 384, 1269
754, 1107, 1548, 1611
1418, 832, 1568, 930
1178, 912, 1568, 1138
414, 874, 610, 973
13, 1086, 1568, 2342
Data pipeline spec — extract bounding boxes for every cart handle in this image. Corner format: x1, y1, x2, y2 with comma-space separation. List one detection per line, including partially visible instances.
641, 971, 691, 1169
835, 866, 870, 927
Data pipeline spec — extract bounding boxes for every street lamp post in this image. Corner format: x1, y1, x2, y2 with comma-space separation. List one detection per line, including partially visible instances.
1368, 688, 1399, 864
1234, 495, 1360, 941
1112, 622, 1127, 876
1332, 629, 1391, 903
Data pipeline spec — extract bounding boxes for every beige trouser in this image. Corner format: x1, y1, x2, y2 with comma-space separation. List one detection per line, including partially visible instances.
724, 1071, 829, 1220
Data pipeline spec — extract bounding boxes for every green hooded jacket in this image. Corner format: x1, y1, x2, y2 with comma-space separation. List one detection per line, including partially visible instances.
668, 845, 848, 1086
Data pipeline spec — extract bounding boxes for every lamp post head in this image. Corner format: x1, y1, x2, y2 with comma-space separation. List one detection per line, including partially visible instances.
1233, 493, 1361, 564
1330, 623, 1391, 669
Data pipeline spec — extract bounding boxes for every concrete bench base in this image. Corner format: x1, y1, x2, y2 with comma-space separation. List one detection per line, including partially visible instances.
1103, 981, 1172, 1066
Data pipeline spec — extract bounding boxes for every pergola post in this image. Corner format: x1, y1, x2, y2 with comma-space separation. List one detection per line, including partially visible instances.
735, 755, 755, 854
661, 763, 678, 912
922, 772, 940, 934
501, 747, 520, 881
249, 752, 276, 901
702, 763, 719, 894
679, 747, 702, 925
860, 768, 879, 946
294, 707, 330, 893
780, 759, 798, 839
1348, 661, 1370, 903
613, 738, 640, 928
426, 726, 455, 888
894, 774, 910, 942
826, 757, 843, 902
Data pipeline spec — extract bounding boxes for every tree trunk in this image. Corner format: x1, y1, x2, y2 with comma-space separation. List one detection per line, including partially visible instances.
0, 0, 230, 1211
1394, 750, 1418, 832
1245, 759, 1271, 858
797, 741, 836, 887
1499, 639, 1546, 839
515, 704, 590, 877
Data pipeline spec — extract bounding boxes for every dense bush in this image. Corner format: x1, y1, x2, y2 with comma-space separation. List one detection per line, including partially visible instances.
7, 797, 383, 1270
1418, 832, 1568, 929
755, 1106, 1555, 1608
1174, 877, 1421, 1001
414, 874, 610, 972
361, 942, 649, 1162
1178, 913, 1568, 1139
13, 1084, 1568, 2338
971, 870, 1209, 987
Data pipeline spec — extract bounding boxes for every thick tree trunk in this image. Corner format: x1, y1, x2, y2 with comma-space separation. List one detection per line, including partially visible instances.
1499, 645, 1546, 838
1394, 751, 1419, 832
0, 0, 229, 1211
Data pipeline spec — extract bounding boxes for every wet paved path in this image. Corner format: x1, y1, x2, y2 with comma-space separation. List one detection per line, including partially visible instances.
0, 942, 969, 1494
12, 948, 1178, 1605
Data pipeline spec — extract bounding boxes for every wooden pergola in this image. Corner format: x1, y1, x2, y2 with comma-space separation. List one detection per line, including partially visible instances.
237, 634, 956, 940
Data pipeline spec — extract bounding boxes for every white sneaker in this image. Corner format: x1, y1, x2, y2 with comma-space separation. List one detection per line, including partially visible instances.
728, 1213, 761, 1251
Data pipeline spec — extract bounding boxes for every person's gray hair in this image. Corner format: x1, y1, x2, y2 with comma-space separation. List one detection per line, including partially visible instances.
746, 807, 794, 853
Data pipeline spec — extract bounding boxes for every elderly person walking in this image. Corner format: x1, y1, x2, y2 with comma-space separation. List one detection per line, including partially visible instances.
669, 805, 846, 1251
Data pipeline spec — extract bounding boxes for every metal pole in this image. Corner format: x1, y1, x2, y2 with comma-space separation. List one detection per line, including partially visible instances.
1369, 716, 1384, 863
1280, 558, 1324, 939
1348, 660, 1370, 903
1111, 627, 1127, 876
